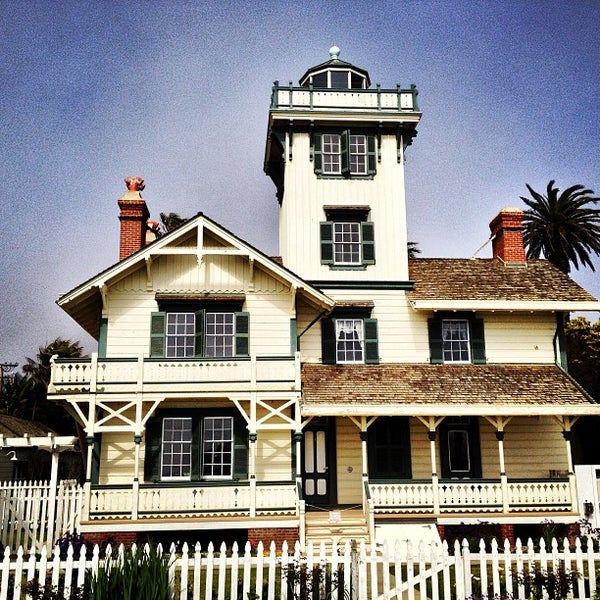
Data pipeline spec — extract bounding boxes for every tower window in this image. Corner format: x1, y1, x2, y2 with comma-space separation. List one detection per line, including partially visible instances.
321, 218, 375, 268
314, 131, 376, 177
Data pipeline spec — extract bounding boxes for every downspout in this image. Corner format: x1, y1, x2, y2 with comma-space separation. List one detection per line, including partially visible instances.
553, 311, 568, 370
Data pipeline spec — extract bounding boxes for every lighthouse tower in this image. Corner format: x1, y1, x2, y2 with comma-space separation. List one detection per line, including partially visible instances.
264, 46, 421, 288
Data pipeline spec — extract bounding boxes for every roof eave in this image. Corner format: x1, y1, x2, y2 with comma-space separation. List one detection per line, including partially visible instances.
409, 300, 600, 312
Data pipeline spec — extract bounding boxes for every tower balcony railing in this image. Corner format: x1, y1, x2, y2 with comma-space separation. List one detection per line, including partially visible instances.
49, 353, 301, 396
270, 81, 419, 114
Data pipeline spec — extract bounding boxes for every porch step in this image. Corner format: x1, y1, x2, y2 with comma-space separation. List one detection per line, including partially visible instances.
305, 509, 370, 548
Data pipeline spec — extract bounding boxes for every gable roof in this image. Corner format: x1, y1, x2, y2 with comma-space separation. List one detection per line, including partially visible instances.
58, 212, 334, 338
407, 258, 599, 312
301, 363, 600, 417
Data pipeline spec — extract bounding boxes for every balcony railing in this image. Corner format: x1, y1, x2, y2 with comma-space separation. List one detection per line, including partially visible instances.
88, 482, 297, 521
49, 354, 300, 395
369, 478, 573, 514
270, 82, 419, 114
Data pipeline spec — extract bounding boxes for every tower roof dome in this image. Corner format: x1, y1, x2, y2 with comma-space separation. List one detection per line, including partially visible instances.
299, 47, 371, 89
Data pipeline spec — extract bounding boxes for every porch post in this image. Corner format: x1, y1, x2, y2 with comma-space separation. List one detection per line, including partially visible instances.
249, 432, 257, 517
496, 430, 509, 512
428, 428, 440, 514
132, 435, 142, 520
360, 428, 368, 507
562, 425, 578, 511
81, 436, 95, 523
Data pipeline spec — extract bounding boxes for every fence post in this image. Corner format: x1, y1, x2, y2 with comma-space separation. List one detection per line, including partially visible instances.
350, 539, 359, 600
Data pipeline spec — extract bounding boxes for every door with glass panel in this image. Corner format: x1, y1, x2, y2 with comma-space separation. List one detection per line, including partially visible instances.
301, 419, 335, 505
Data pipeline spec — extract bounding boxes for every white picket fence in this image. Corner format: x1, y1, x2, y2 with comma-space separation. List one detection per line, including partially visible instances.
0, 480, 82, 550
0, 536, 599, 600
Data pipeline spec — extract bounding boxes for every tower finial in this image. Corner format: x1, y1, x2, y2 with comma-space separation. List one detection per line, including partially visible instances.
329, 45, 340, 60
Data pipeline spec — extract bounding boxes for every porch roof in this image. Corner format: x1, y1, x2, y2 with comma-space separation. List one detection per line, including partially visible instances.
301, 363, 600, 416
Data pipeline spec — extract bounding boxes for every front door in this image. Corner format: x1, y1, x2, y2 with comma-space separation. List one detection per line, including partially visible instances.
302, 418, 336, 506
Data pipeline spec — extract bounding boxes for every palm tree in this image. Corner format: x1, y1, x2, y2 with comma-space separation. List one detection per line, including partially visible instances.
0, 372, 34, 417
521, 181, 600, 274
23, 338, 84, 430
407, 241, 421, 259
159, 212, 187, 233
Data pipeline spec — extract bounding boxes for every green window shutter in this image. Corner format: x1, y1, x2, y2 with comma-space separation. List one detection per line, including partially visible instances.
233, 415, 248, 480
428, 318, 443, 364
361, 221, 375, 265
341, 129, 350, 176
191, 417, 201, 481
234, 312, 250, 356
321, 318, 337, 364
313, 133, 323, 174
143, 418, 162, 482
290, 318, 298, 354
364, 318, 379, 364
150, 312, 166, 357
98, 319, 108, 359
367, 135, 377, 174
194, 310, 205, 357
471, 318, 486, 364
320, 221, 334, 265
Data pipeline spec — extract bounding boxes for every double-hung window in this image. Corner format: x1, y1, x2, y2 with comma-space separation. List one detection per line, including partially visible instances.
145, 411, 247, 483
313, 131, 376, 177
442, 319, 470, 363
321, 311, 379, 365
321, 210, 375, 268
150, 304, 249, 358
428, 312, 486, 364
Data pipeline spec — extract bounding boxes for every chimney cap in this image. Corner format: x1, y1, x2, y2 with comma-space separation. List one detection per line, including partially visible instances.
124, 176, 145, 192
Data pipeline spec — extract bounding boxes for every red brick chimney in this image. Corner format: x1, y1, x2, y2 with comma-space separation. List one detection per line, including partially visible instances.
118, 176, 150, 260
489, 207, 527, 264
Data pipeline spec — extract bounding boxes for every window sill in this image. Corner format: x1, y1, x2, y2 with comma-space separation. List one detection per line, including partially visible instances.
327, 265, 368, 271
316, 174, 375, 180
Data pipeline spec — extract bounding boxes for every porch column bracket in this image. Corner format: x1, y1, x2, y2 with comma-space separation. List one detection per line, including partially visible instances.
99, 283, 108, 315
144, 257, 153, 289
495, 431, 505, 441
562, 430, 572, 441
134, 435, 142, 444
427, 430, 436, 442
359, 431, 368, 442
292, 432, 303, 443
249, 433, 258, 443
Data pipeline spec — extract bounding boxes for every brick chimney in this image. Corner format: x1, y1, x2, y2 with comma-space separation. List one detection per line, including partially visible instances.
489, 207, 527, 264
118, 176, 150, 260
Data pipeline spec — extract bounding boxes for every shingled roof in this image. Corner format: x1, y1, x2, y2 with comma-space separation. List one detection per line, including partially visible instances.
301, 363, 599, 416
407, 258, 597, 302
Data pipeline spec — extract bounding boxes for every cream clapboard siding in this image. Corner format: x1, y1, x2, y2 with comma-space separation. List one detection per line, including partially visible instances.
484, 312, 556, 363
104, 252, 296, 358
279, 133, 409, 281
99, 432, 136, 485
410, 419, 434, 479
298, 292, 559, 365
335, 418, 363, 504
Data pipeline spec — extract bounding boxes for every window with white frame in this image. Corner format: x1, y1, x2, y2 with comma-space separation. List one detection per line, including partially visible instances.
146, 412, 247, 483
349, 134, 367, 174
322, 134, 341, 174
442, 320, 471, 363
150, 308, 249, 359
335, 318, 364, 363
161, 417, 193, 480
333, 222, 361, 265
205, 313, 235, 357
166, 313, 196, 358
314, 131, 375, 177
202, 416, 234, 478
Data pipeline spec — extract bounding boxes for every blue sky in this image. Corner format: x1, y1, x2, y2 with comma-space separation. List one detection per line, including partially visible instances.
1, 0, 599, 363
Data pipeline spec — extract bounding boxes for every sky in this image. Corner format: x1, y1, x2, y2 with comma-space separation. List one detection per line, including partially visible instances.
1, 0, 599, 365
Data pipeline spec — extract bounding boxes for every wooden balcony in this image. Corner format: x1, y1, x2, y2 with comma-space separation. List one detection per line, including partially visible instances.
270, 82, 419, 115
49, 354, 300, 396
369, 478, 573, 515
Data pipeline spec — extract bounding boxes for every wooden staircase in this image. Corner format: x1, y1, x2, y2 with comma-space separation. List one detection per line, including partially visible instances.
304, 508, 370, 548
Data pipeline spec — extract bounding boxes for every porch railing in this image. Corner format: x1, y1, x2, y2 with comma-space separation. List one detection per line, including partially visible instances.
270, 82, 420, 113
88, 481, 297, 521
369, 478, 573, 514
49, 354, 300, 394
